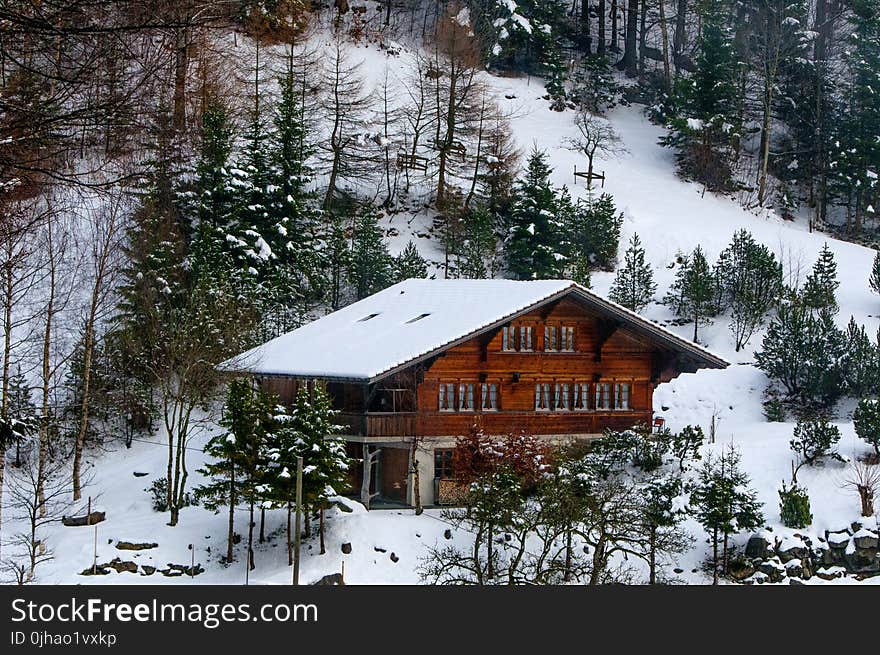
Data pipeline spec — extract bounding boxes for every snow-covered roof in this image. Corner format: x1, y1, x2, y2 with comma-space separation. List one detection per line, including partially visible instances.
221, 279, 728, 382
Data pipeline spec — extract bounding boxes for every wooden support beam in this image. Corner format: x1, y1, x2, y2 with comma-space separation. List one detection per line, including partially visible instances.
594, 319, 620, 362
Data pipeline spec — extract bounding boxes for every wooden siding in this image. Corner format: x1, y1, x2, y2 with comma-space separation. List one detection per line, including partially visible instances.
265, 297, 677, 440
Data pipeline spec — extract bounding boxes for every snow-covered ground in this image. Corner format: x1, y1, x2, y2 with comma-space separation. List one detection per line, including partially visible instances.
8, 37, 880, 586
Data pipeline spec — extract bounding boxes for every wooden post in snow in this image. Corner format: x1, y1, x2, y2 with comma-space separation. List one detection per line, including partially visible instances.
292, 455, 303, 585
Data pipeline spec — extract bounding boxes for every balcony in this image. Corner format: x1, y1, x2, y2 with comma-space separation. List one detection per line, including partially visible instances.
338, 412, 417, 438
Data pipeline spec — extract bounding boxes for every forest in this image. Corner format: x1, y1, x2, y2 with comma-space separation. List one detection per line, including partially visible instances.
2, 0, 880, 585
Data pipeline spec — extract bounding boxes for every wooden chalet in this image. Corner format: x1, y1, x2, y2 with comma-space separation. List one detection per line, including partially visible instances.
222, 279, 728, 507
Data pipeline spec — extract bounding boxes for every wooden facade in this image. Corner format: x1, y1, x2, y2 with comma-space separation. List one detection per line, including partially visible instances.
253, 284, 727, 505
260, 295, 712, 441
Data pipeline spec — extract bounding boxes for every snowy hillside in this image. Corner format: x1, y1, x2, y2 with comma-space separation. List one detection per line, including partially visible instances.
10, 27, 880, 587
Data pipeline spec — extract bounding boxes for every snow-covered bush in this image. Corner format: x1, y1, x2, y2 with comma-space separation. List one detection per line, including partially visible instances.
778, 481, 812, 529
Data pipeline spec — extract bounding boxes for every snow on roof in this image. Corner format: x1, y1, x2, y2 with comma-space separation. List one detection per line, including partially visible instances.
221, 278, 728, 381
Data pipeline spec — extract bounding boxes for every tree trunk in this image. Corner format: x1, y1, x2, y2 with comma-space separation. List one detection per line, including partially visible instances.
248, 498, 255, 571
672, 0, 687, 74
658, 0, 671, 88
598, 0, 607, 55
259, 506, 265, 543
227, 465, 235, 562
621, 0, 639, 76
287, 500, 293, 566
319, 507, 326, 554
712, 527, 719, 585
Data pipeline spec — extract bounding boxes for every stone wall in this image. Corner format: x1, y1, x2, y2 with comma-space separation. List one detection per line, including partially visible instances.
734, 521, 880, 584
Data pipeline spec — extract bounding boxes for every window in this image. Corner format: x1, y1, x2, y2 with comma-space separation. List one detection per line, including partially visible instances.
544, 325, 558, 351
502, 326, 513, 351
615, 383, 631, 410
434, 449, 454, 480
358, 312, 381, 322
458, 383, 475, 412
535, 383, 551, 410
405, 313, 431, 324
481, 383, 499, 411
554, 383, 570, 411
519, 325, 533, 351
573, 383, 590, 410
439, 383, 455, 411
596, 382, 612, 410
561, 326, 575, 351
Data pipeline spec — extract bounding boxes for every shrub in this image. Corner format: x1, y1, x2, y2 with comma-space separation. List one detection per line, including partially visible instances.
853, 398, 880, 458
790, 419, 844, 482
149, 477, 197, 513
779, 482, 812, 529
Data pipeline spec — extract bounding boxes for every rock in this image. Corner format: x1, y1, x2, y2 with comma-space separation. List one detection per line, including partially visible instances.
62, 511, 106, 527
444, 529, 452, 540
728, 559, 756, 582
758, 559, 786, 583
826, 530, 851, 550
852, 528, 879, 550
341, 542, 352, 554
673, 568, 683, 574
80, 566, 110, 576
141, 566, 156, 576
745, 534, 774, 559
390, 552, 399, 563
816, 567, 845, 581
108, 559, 138, 574
778, 536, 807, 563
132, 471, 149, 477
784, 559, 803, 579
116, 541, 158, 551
313, 573, 345, 586
374, 546, 387, 553
788, 578, 805, 585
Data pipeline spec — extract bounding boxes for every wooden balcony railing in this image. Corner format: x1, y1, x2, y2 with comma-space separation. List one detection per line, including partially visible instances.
337, 412, 417, 437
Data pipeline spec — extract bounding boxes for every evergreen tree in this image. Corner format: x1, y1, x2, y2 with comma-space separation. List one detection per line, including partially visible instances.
842, 317, 879, 398
853, 398, 880, 459
715, 230, 783, 351
870, 251, 880, 295
394, 241, 429, 282
802, 243, 839, 314
642, 475, 690, 584
505, 149, 565, 280
663, 1, 740, 191
689, 446, 764, 584
348, 203, 393, 300
609, 233, 656, 312
196, 379, 274, 567
564, 192, 623, 283
458, 206, 498, 279
665, 245, 715, 342
268, 387, 349, 559
790, 418, 843, 477
755, 300, 847, 409
828, 0, 880, 232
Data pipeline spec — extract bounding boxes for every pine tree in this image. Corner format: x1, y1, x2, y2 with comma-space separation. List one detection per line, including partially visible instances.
196, 379, 274, 567
870, 251, 880, 295
755, 299, 847, 409
394, 241, 429, 282
853, 398, 880, 459
564, 192, 623, 283
609, 233, 656, 312
268, 387, 349, 559
458, 206, 498, 279
842, 317, 879, 398
324, 211, 351, 310
505, 149, 565, 280
348, 203, 393, 300
665, 245, 714, 342
828, 0, 880, 232
689, 445, 764, 584
715, 230, 783, 351
802, 243, 839, 314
